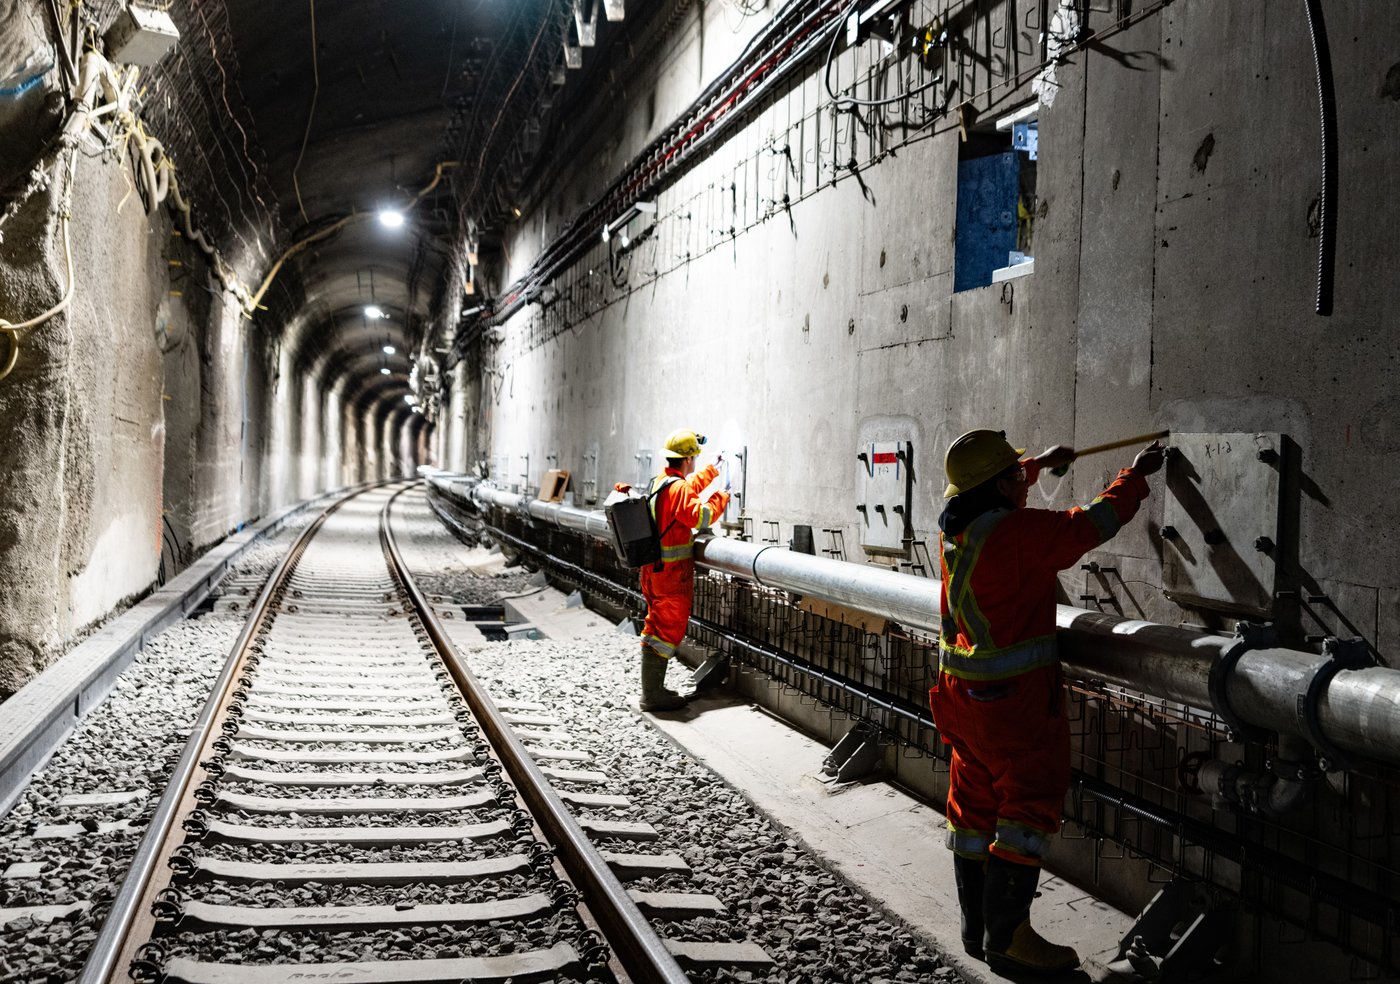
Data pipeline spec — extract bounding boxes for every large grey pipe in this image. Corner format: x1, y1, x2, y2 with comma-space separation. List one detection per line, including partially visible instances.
463, 482, 1400, 769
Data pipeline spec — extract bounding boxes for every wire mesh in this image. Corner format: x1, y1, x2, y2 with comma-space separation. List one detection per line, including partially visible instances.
84, 0, 282, 269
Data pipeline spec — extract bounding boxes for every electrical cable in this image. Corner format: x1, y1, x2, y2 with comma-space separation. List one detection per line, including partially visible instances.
291, 0, 319, 225
0, 150, 76, 382
459, 6, 558, 215
822, 0, 942, 109
1303, 0, 1336, 316
245, 160, 459, 313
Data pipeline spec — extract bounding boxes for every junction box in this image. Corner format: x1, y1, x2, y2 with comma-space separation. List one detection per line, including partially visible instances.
857, 439, 914, 556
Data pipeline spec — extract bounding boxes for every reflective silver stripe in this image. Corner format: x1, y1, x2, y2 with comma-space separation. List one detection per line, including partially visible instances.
945, 826, 993, 857
659, 542, 692, 559
1083, 496, 1121, 542
642, 634, 677, 657
994, 821, 1049, 859
938, 636, 1058, 681
698, 505, 712, 527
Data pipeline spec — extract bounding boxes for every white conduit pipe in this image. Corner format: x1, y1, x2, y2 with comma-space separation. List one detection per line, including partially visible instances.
467, 482, 1400, 769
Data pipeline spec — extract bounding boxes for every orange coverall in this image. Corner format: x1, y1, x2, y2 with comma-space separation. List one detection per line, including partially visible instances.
930, 464, 1149, 865
638, 464, 730, 659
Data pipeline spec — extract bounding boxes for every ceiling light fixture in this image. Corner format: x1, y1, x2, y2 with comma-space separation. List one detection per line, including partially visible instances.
382, 344, 395, 355
365, 305, 385, 319
378, 209, 405, 229
380, 368, 390, 375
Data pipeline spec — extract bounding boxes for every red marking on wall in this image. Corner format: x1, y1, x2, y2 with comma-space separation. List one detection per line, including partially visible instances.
872, 452, 898, 464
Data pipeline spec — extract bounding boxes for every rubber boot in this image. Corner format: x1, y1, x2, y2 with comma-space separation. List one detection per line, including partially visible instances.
639, 647, 687, 711
983, 855, 1080, 975
952, 855, 987, 959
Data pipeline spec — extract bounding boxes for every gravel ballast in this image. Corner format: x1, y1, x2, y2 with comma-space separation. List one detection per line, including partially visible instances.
0, 511, 318, 984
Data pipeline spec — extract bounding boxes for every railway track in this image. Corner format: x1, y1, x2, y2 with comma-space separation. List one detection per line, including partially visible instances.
77, 485, 772, 983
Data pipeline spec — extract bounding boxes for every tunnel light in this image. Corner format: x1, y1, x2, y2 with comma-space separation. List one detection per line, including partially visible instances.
512, 206, 522, 218
601, 199, 655, 243
404, 394, 415, 404
380, 368, 390, 375
365, 305, 385, 319
378, 209, 405, 229
382, 344, 396, 355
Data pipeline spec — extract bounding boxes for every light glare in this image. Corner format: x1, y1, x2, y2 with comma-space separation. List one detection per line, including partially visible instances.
380, 368, 390, 375
378, 209, 405, 228
382, 344, 396, 355
365, 305, 384, 319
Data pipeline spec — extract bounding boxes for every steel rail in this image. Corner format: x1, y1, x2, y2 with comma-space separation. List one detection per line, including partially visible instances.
77, 488, 361, 984
380, 487, 691, 984
464, 481, 1400, 770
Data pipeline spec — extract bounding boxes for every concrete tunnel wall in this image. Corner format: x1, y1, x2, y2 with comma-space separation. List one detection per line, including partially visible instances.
480, 1, 1399, 654
461, 6, 1399, 974
0, 0, 426, 695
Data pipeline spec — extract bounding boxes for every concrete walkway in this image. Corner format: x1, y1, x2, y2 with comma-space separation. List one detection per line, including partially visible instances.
495, 583, 1136, 983
646, 693, 1132, 984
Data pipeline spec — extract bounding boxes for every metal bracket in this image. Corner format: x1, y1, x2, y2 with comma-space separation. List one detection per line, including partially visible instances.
1109, 880, 1232, 982
1296, 636, 1374, 773
690, 649, 729, 692
1207, 621, 1274, 743
572, 0, 597, 46
821, 722, 882, 783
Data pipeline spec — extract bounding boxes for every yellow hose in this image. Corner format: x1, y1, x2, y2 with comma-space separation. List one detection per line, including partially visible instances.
245, 160, 459, 314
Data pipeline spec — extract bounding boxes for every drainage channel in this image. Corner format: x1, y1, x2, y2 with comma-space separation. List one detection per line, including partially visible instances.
76, 484, 771, 984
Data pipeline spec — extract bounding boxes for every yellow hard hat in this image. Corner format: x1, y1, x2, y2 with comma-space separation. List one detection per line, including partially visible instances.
944, 429, 1025, 497
663, 429, 706, 459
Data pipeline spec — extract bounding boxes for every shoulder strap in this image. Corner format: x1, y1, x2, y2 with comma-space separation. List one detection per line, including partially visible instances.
648, 476, 682, 538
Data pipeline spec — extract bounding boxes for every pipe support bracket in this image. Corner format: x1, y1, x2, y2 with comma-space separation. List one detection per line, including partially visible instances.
1208, 621, 1275, 744
1297, 637, 1374, 772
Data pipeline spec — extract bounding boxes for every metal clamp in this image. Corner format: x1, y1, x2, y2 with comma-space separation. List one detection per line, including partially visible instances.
1296, 637, 1374, 772
1208, 621, 1275, 743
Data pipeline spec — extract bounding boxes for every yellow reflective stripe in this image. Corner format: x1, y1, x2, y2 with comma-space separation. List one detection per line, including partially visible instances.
659, 542, 692, 559
938, 636, 1058, 681
698, 504, 712, 527
944, 510, 1008, 648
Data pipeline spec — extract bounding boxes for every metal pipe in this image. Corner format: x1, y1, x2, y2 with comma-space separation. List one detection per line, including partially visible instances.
467, 484, 1400, 769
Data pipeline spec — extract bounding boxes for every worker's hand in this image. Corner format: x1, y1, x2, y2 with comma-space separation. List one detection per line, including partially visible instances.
1132, 440, 1166, 476
715, 452, 724, 466
1035, 444, 1076, 477
1035, 445, 1076, 470
613, 482, 632, 494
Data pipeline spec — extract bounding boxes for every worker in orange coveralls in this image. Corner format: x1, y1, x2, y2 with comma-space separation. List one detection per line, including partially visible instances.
616, 429, 730, 711
932, 428, 1164, 975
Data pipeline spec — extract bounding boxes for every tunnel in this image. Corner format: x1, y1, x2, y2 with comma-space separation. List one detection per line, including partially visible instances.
0, 2, 1397, 982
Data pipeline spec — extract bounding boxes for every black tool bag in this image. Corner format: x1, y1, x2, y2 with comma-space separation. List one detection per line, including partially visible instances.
605, 477, 678, 569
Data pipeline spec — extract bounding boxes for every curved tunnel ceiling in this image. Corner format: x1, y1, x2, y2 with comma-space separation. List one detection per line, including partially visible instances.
223, 0, 553, 405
